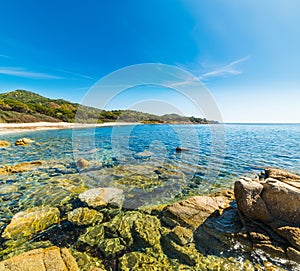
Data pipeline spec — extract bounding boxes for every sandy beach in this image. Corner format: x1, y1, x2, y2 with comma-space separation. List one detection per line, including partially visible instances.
0, 122, 141, 135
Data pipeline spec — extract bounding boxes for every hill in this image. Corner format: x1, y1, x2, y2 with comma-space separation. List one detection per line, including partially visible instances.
0, 90, 217, 124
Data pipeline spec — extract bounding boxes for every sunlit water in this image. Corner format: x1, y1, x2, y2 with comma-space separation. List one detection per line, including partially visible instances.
1, 123, 300, 269
1, 123, 300, 209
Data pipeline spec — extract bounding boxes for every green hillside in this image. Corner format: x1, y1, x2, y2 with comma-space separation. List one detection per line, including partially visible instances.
0, 90, 217, 124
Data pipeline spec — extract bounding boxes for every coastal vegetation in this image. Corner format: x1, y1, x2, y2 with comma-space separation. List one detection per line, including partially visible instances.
0, 90, 217, 124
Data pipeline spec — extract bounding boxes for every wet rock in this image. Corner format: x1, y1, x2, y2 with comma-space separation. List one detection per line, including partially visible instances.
98, 238, 126, 257
105, 211, 162, 252
119, 252, 172, 271
277, 226, 300, 251
167, 225, 193, 246
161, 235, 199, 266
15, 137, 34, 146
76, 158, 90, 169
72, 250, 106, 271
0, 161, 43, 175
0, 140, 10, 148
161, 190, 234, 230
67, 207, 103, 226
2, 206, 60, 239
79, 187, 124, 208
0, 246, 79, 271
175, 146, 188, 152
78, 224, 105, 247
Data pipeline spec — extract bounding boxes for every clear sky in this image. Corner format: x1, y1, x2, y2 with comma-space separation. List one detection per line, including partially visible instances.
0, 0, 299, 122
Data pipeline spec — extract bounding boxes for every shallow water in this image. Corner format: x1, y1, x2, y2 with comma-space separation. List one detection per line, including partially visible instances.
1, 123, 300, 209
1, 123, 300, 269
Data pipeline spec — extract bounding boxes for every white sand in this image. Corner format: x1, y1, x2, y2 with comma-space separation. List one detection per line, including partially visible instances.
0, 122, 141, 135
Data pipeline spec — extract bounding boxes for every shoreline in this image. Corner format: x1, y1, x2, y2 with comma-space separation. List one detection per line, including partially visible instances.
0, 122, 142, 135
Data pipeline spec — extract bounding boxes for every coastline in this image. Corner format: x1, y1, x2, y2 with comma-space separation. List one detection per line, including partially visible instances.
0, 122, 142, 135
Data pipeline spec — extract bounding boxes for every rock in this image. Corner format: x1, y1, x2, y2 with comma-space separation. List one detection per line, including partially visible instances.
234, 169, 300, 227
135, 150, 152, 158
0, 161, 43, 175
161, 190, 234, 230
72, 250, 106, 271
277, 226, 300, 251
79, 187, 124, 208
76, 158, 89, 169
2, 206, 60, 239
15, 137, 34, 146
0, 140, 10, 147
234, 178, 271, 223
67, 208, 103, 226
0, 246, 79, 271
98, 238, 126, 257
105, 211, 162, 252
161, 236, 198, 266
167, 225, 193, 246
78, 224, 105, 247
119, 252, 172, 271
265, 168, 300, 185
234, 168, 300, 264
175, 147, 188, 152
287, 247, 300, 262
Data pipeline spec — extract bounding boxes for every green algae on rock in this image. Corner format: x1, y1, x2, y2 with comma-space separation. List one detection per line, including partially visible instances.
2, 206, 60, 239
67, 207, 103, 226
78, 224, 105, 247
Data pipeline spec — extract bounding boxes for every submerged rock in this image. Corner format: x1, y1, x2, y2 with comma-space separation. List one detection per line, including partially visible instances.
79, 187, 124, 208
78, 224, 105, 247
0, 140, 10, 148
15, 137, 34, 146
76, 158, 90, 169
67, 207, 103, 226
0, 161, 43, 175
0, 246, 79, 271
2, 206, 60, 239
135, 150, 152, 158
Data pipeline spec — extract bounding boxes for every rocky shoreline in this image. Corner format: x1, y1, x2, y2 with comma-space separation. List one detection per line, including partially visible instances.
0, 164, 299, 270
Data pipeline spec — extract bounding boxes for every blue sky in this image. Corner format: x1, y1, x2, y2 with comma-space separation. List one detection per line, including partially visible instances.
0, 0, 299, 122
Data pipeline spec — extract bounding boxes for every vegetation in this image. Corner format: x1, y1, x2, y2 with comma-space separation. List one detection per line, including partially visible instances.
0, 90, 217, 124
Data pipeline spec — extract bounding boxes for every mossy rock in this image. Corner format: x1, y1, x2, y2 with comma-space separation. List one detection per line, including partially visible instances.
78, 224, 105, 247
71, 249, 107, 271
2, 206, 60, 239
67, 207, 103, 226
98, 238, 126, 257
119, 252, 173, 271
104, 211, 162, 252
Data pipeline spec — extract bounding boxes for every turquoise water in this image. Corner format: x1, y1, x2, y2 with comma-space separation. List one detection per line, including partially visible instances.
1, 123, 300, 210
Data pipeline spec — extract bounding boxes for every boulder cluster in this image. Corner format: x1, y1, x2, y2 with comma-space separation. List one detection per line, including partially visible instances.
0, 168, 299, 270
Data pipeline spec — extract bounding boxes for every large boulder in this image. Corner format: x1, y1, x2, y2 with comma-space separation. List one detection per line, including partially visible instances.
161, 190, 234, 230
234, 168, 300, 263
0, 246, 79, 271
2, 206, 60, 239
79, 187, 124, 208
234, 169, 300, 228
